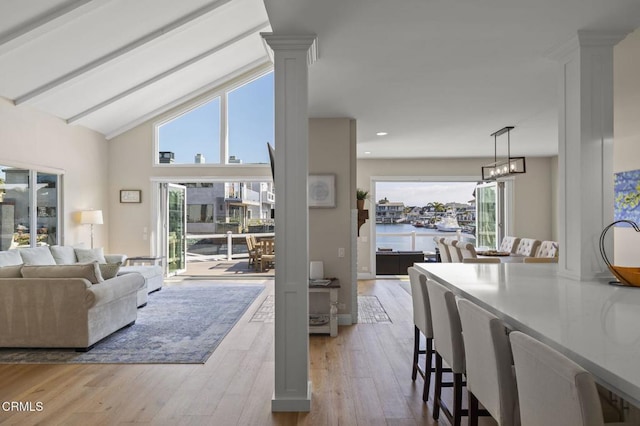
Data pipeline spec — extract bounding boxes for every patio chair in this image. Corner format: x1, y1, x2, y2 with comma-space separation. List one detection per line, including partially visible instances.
245, 235, 261, 269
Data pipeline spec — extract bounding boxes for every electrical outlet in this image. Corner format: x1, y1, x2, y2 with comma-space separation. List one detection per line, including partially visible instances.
338, 247, 345, 258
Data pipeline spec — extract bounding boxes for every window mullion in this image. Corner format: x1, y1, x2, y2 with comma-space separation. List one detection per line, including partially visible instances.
220, 93, 228, 164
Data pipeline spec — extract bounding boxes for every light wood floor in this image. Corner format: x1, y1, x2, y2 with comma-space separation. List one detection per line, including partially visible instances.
0, 278, 496, 426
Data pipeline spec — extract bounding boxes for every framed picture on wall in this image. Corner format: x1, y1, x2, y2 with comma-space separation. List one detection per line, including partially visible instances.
120, 189, 141, 203
309, 174, 336, 208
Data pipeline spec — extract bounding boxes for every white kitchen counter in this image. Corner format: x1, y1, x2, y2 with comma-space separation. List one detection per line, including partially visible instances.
414, 262, 640, 408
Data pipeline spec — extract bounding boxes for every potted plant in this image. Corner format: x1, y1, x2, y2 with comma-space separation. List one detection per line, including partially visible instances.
356, 189, 369, 210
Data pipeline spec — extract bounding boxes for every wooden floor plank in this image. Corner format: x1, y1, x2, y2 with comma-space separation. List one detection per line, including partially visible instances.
0, 278, 464, 426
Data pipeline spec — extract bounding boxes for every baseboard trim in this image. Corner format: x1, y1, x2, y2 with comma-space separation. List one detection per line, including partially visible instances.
271, 381, 312, 412
338, 314, 353, 326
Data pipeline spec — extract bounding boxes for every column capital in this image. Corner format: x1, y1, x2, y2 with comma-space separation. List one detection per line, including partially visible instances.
261, 33, 318, 65
546, 30, 631, 62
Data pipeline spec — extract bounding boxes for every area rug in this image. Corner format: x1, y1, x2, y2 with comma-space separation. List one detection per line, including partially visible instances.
0, 284, 264, 364
358, 295, 392, 324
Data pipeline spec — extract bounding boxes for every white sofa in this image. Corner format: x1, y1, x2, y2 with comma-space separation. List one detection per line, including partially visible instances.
0, 246, 163, 307
0, 262, 145, 350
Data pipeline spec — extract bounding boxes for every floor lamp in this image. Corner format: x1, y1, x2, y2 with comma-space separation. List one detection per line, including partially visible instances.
80, 210, 103, 249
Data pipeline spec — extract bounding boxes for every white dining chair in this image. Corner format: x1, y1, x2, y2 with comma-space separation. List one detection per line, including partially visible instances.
509, 331, 629, 426
444, 238, 463, 263
499, 236, 521, 254
534, 240, 558, 258
514, 238, 541, 257
408, 267, 433, 402
435, 237, 452, 263
456, 241, 479, 260
458, 299, 519, 426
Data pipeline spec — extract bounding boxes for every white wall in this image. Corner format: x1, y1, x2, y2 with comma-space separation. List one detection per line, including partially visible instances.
613, 29, 640, 266
356, 156, 556, 275
0, 97, 110, 249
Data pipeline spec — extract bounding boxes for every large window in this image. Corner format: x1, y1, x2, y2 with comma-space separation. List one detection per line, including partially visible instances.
227, 72, 274, 164
0, 166, 60, 250
157, 98, 221, 165
156, 70, 274, 166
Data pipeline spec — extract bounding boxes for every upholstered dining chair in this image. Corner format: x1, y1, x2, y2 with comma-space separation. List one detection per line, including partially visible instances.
499, 236, 521, 254
457, 299, 519, 426
534, 240, 558, 258
408, 266, 433, 402
509, 331, 628, 426
514, 238, 541, 257
426, 279, 468, 426
435, 237, 452, 263
456, 242, 479, 260
445, 238, 463, 263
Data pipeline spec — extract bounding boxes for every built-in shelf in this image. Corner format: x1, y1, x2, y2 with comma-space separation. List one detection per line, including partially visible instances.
357, 209, 369, 236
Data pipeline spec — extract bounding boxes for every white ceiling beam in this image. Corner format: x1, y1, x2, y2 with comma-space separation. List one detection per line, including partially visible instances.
67, 21, 270, 124
0, 0, 112, 57
103, 58, 272, 140
14, 0, 234, 105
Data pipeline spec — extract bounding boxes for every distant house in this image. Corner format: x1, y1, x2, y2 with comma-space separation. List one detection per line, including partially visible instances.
376, 198, 405, 224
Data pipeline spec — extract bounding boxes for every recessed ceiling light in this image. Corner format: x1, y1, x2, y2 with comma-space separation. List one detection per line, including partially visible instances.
364, 151, 372, 154
376, 132, 388, 136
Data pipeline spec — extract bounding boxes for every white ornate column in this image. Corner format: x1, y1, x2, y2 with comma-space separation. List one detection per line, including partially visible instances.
550, 31, 629, 280
262, 33, 317, 412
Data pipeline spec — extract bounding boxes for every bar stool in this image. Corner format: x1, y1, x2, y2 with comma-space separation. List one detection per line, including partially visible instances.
426, 279, 467, 426
509, 331, 629, 426
408, 266, 433, 402
457, 299, 519, 426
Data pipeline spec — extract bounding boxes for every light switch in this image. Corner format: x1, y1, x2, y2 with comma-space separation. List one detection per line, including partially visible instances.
338, 248, 345, 258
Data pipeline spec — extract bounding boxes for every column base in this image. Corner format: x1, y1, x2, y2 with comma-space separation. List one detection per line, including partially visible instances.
271, 381, 312, 412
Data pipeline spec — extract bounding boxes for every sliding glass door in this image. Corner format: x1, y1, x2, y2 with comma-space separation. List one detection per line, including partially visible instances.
167, 184, 187, 275
475, 181, 504, 249
0, 165, 60, 250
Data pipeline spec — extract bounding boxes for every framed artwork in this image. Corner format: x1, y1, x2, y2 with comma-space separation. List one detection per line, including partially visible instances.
614, 169, 640, 224
309, 174, 336, 208
120, 189, 142, 203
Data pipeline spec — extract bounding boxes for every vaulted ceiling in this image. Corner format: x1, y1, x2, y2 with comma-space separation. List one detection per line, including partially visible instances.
0, 0, 271, 139
2, 1, 640, 158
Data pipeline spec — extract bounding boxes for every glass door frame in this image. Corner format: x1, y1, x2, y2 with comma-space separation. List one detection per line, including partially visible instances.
475, 180, 514, 250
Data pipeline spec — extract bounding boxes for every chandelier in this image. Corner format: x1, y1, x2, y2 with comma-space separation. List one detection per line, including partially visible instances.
481, 126, 526, 180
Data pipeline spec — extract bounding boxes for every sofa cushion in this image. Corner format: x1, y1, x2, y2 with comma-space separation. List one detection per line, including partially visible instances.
0, 250, 23, 267
19, 246, 57, 265
50, 245, 78, 264
99, 262, 121, 280
21, 262, 104, 284
75, 247, 107, 264
0, 265, 23, 278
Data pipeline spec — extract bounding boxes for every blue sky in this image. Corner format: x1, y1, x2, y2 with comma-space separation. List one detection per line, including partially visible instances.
376, 181, 478, 206
158, 72, 274, 165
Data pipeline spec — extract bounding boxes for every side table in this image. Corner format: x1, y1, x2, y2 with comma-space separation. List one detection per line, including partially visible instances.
309, 278, 340, 337
125, 256, 164, 266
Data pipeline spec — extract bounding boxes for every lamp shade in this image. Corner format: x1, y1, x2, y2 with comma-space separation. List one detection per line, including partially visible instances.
80, 210, 103, 225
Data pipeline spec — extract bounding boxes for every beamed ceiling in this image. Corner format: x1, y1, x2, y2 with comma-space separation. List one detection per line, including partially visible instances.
0, 0, 271, 139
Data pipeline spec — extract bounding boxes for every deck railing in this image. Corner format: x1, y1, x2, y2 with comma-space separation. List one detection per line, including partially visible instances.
376, 230, 475, 253
186, 232, 275, 261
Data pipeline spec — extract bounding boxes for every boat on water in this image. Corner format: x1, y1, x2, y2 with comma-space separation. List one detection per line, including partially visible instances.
435, 211, 462, 232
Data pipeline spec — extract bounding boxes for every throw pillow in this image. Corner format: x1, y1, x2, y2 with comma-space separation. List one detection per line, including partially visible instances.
0, 250, 23, 267
19, 246, 57, 265
21, 262, 104, 284
99, 262, 121, 280
0, 265, 23, 278
75, 247, 107, 264
50, 245, 77, 264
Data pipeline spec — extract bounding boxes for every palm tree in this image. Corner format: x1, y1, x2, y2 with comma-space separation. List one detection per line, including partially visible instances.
430, 202, 446, 212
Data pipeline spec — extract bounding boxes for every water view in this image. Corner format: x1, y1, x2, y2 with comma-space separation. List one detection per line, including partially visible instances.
376, 223, 476, 253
